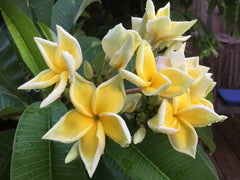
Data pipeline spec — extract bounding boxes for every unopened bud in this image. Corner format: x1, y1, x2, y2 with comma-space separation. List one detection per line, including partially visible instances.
65, 142, 79, 164
84, 61, 94, 80
133, 125, 146, 144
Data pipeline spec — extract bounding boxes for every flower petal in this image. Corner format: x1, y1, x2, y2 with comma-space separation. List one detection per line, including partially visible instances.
159, 68, 193, 97
188, 65, 209, 83
70, 73, 95, 117
173, 90, 190, 113
185, 56, 199, 69
65, 142, 79, 163
40, 71, 68, 107
79, 121, 105, 178
34, 37, 59, 72
156, 2, 170, 17
142, 72, 171, 96
100, 112, 131, 147
168, 119, 197, 158
136, 41, 157, 81
148, 99, 179, 134
166, 49, 187, 72
121, 93, 142, 113
156, 56, 171, 71
62, 51, 76, 83
55, 25, 82, 70
131, 17, 142, 31
42, 109, 94, 143
177, 105, 227, 127
92, 75, 125, 114
119, 69, 151, 87
146, 0, 156, 20
18, 69, 59, 90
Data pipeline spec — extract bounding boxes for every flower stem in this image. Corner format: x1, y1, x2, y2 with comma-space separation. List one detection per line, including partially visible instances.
101, 56, 110, 76
126, 87, 142, 94
106, 67, 116, 79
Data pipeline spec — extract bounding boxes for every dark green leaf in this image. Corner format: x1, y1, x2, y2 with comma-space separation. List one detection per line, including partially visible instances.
0, 129, 15, 179
0, 0, 47, 75
196, 127, 216, 154
38, 22, 57, 42
0, 86, 26, 116
11, 102, 88, 180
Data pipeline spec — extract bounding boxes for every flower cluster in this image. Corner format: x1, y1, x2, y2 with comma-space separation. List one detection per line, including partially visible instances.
19, 0, 226, 177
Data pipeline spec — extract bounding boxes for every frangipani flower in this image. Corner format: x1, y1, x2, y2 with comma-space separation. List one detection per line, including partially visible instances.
18, 25, 82, 107
148, 74, 227, 157
102, 23, 141, 69
120, 40, 193, 97
132, 0, 197, 49
42, 75, 131, 177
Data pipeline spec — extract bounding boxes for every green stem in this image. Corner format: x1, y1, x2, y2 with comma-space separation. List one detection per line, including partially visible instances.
106, 67, 116, 79
101, 57, 109, 76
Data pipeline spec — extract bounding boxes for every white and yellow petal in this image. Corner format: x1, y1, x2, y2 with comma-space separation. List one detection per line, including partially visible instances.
92, 75, 126, 114
156, 2, 170, 17
34, 37, 59, 73
70, 73, 95, 117
65, 142, 79, 163
173, 90, 191, 113
146, 0, 156, 20
148, 99, 179, 134
131, 17, 142, 31
142, 72, 171, 96
18, 69, 60, 90
177, 105, 227, 127
62, 51, 76, 83
121, 93, 142, 113
79, 121, 105, 178
42, 109, 94, 143
55, 25, 82, 70
155, 56, 171, 71
168, 119, 198, 158
159, 68, 193, 97
40, 71, 68, 108
100, 112, 131, 147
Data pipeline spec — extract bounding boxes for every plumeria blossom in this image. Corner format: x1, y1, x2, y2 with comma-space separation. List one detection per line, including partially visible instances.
102, 23, 141, 69
120, 40, 193, 97
18, 25, 82, 107
42, 74, 131, 177
148, 73, 227, 158
132, 0, 196, 49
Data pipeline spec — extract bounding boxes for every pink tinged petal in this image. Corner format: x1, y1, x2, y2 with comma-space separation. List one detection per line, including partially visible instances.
79, 121, 105, 178
55, 25, 82, 70
136, 41, 157, 81
119, 69, 151, 87
148, 99, 179, 135
65, 142, 79, 163
155, 56, 171, 71
62, 51, 76, 83
100, 112, 131, 147
159, 68, 193, 97
34, 37, 60, 73
166, 49, 187, 72
168, 120, 198, 158
142, 72, 171, 96
92, 75, 126, 114
18, 69, 60, 90
70, 73, 95, 117
177, 105, 227, 127
40, 71, 68, 108
42, 109, 94, 143
156, 2, 170, 17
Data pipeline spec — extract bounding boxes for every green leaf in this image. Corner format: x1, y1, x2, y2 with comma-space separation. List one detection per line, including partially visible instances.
11, 0, 53, 26
51, 0, 100, 32
38, 22, 57, 42
0, 129, 15, 179
196, 127, 216, 154
0, 86, 27, 116
11, 101, 88, 180
104, 130, 218, 180
0, 28, 30, 101
0, 0, 47, 76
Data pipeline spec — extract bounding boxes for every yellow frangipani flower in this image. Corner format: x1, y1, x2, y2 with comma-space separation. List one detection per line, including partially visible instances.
132, 0, 197, 49
42, 74, 131, 177
102, 24, 141, 69
148, 74, 227, 158
18, 25, 82, 108
120, 40, 193, 97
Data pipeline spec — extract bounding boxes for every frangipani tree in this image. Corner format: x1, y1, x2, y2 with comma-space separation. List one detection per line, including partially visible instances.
0, 0, 226, 179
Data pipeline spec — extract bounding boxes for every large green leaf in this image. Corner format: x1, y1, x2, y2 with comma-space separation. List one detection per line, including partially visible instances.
11, 0, 53, 26
0, 0, 47, 76
11, 102, 88, 180
0, 129, 15, 179
38, 22, 57, 42
103, 130, 218, 180
0, 28, 29, 102
0, 86, 27, 116
51, 0, 100, 32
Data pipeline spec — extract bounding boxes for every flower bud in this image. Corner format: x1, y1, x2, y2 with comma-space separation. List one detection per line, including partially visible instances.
84, 61, 94, 80
133, 125, 146, 144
